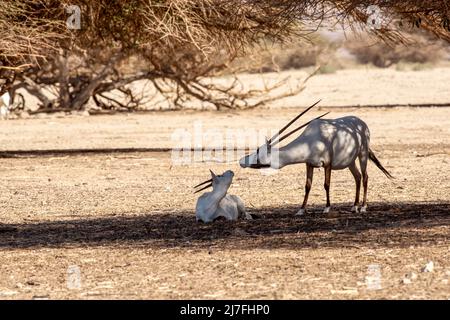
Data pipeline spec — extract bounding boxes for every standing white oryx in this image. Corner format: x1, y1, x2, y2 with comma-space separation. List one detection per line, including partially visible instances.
194, 170, 252, 223
239, 100, 393, 215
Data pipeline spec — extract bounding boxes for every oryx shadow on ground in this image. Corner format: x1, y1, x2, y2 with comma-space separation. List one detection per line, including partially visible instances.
0, 202, 449, 250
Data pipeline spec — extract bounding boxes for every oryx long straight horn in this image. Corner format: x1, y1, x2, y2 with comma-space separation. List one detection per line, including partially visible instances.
193, 178, 213, 194
193, 179, 212, 189
193, 168, 218, 193
276, 112, 330, 144
268, 99, 321, 145
194, 183, 213, 194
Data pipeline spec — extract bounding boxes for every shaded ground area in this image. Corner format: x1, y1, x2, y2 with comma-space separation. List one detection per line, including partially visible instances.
0, 107, 449, 299
1, 202, 449, 250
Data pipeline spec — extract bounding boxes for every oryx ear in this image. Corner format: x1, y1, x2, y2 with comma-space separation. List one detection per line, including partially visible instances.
209, 169, 217, 179
265, 136, 270, 145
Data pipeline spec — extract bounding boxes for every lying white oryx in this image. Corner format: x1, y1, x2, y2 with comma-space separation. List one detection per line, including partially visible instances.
239, 100, 393, 215
0, 91, 11, 120
194, 170, 251, 223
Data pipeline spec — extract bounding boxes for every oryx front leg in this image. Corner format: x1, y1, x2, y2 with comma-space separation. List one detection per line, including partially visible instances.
296, 164, 314, 216
323, 165, 331, 214
349, 162, 361, 213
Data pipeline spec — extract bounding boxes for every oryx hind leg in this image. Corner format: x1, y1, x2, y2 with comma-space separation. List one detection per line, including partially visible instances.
323, 165, 331, 214
348, 161, 361, 213
296, 164, 314, 216
359, 150, 369, 213
230, 195, 251, 220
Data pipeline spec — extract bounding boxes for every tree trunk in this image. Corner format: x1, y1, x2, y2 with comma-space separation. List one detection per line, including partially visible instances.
70, 52, 124, 110
57, 54, 71, 109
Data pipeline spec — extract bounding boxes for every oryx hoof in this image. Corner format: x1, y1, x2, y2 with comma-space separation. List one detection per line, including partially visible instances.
296, 208, 306, 216
323, 207, 331, 214
351, 205, 359, 213
360, 206, 367, 213
244, 213, 254, 220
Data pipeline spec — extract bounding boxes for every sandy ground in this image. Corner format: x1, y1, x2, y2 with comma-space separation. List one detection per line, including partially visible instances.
0, 104, 449, 299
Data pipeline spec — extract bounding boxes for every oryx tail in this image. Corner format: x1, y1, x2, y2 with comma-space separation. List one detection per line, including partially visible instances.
369, 149, 394, 179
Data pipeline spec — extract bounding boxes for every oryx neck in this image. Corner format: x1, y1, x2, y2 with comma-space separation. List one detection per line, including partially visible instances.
277, 142, 311, 167
210, 185, 228, 202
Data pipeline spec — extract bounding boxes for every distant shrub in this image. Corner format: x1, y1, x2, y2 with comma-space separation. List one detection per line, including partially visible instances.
346, 33, 448, 68
232, 38, 330, 73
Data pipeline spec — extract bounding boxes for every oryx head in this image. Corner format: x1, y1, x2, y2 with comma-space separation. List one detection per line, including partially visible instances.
194, 169, 234, 194
239, 100, 328, 169
239, 137, 273, 169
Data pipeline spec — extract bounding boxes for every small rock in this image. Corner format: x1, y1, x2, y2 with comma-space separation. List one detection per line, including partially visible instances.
19, 111, 30, 119
233, 228, 248, 236
0, 291, 19, 296
330, 288, 358, 295
422, 261, 434, 273
54, 112, 67, 118
402, 278, 412, 285
269, 229, 284, 234
402, 272, 417, 284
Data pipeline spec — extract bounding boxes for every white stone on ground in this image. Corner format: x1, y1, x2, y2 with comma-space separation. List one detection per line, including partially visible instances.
422, 261, 434, 273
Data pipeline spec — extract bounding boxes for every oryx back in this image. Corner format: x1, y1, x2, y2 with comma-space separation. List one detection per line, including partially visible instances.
286, 116, 370, 169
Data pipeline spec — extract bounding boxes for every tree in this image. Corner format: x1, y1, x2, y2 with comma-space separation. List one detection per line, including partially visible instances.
1, 1, 449, 110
